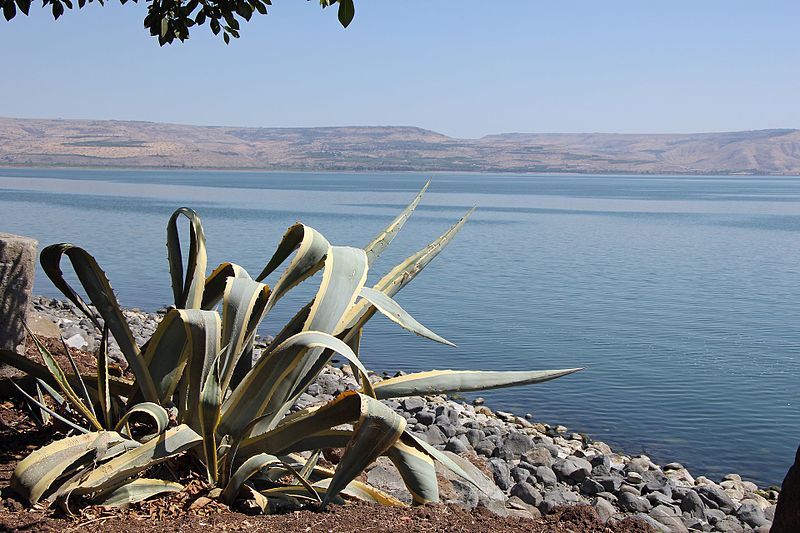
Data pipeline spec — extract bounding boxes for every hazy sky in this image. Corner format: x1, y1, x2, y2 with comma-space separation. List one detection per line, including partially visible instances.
1, 1, 798, 138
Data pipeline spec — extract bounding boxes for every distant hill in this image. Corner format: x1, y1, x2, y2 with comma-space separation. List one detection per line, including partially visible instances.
1, 117, 799, 175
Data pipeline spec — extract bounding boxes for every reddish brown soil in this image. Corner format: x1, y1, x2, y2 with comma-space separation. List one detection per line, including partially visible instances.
0, 339, 654, 532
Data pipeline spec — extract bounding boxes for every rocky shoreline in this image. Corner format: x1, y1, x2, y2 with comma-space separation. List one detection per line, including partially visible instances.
28, 295, 780, 533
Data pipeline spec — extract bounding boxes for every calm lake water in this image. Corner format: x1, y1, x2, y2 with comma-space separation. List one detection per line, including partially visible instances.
1, 167, 798, 486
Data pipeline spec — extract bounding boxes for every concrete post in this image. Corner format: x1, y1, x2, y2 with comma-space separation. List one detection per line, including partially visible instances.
0, 233, 37, 356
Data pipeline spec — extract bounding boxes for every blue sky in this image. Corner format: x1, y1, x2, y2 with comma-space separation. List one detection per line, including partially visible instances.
1, 1, 798, 138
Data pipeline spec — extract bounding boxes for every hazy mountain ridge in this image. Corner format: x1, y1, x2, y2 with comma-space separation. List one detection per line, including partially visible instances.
1, 117, 799, 174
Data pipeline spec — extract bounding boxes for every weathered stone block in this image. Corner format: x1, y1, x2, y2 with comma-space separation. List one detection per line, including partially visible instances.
0, 233, 37, 359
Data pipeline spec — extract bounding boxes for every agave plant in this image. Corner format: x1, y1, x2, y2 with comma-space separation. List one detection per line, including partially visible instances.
0, 181, 581, 511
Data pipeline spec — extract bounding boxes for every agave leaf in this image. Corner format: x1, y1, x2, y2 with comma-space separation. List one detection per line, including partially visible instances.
235, 392, 405, 508
1, 347, 133, 400
313, 476, 406, 506
363, 180, 429, 266
254, 224, 330, 312
321, 396, 406, 509
372, 368, 583, 399
240, 483, 270, 512
401, 431, 484, 494
34, 381, 51, 425
25, 327, 102, 431
39, 244, 159, 403
94, 478, 184, 507
58, 334, 96, 420
221, 246, 368, 436
219, 277, 270, 392
176, 309, 222, 428
358, 287, 455, 347
199, 355, 224, 484
167, 207, 208, 309
139, 309, 190, 403
221, 452, 280, 504
71, 424, 201, 496
11, 381, 89, 434
338, 209, 474, 344
220, 329, 373, 438
11, 431, 127, 504
97, 326, 113, 428
202, 262, 252, 310
386, 439, 439, 505
300, 449, 322, 481
113, 402, 169, 440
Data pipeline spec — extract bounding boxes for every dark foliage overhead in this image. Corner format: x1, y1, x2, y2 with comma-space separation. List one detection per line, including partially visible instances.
1, 0, 355, 45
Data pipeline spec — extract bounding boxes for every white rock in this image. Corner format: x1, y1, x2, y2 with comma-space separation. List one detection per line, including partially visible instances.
64, 333, 87, 349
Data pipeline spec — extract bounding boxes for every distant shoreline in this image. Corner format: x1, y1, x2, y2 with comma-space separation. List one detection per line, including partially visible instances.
2, 117, 799, 176
1, 163, 798, 178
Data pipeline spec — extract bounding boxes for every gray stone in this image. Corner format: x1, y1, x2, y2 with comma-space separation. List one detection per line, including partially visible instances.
510, 467, 529, 484
524, 446, 554, 468
765, 504, 775, 521
619, 484, 641, 496
465, 428, 484, 447
474, 439, 497, 458
713, 517, 744, 533
423, 425, 447, 446
416, 410, 435, 425
580, 478, 605, 495
402, 396, 425, 413
538, 488, 580, 514
64, 333, 87, 349
596, 491, 617, 503
595, 475, 622, 493
489, 458, 512, 491
553, 456, 593, 483
316, 374, 342, 396
736, 499, 768, 528
649, 505, 688, 533
435, 419, 457, 438
698, 485, 737, 514
646, 491, 675, 508
498, 432, 533, 460
510, 481, 542, 507
445, 436, 470, 454
534, 465, 558, 488
366, 458, 410, 504
634, 513, 672, 533
706, 508, 727, 524
618, 492, 652, 513
435, 405, 459, 424
593, 497, 616, 523
680, 489, 707, 520
435, 451, 504, 509
0, 233, 37, 358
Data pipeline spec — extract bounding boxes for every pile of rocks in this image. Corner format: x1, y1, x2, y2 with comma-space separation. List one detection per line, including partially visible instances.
302, 364, 777, 533
28, 296, 779, 532
30, 296, 163, 360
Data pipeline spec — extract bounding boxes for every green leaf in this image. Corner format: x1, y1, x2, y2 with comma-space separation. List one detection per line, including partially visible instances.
4, 0, 16, 21
15, 0, 29, 16
358, 287, 455, 347
199, 354, 223, 483
337, 0, 354, 27
25, 326, 102, 430
39, 244, 159, 403
166, 207, 208, 309
364, 180, 429, 267
372, 368, 583, 399
70, 425, 201, 496
95, 478, 183, 507
114, 402, 169, 440
11, 431, 127, 504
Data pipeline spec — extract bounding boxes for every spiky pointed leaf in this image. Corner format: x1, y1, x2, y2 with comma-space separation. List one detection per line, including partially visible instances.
372, 368, 583, 399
